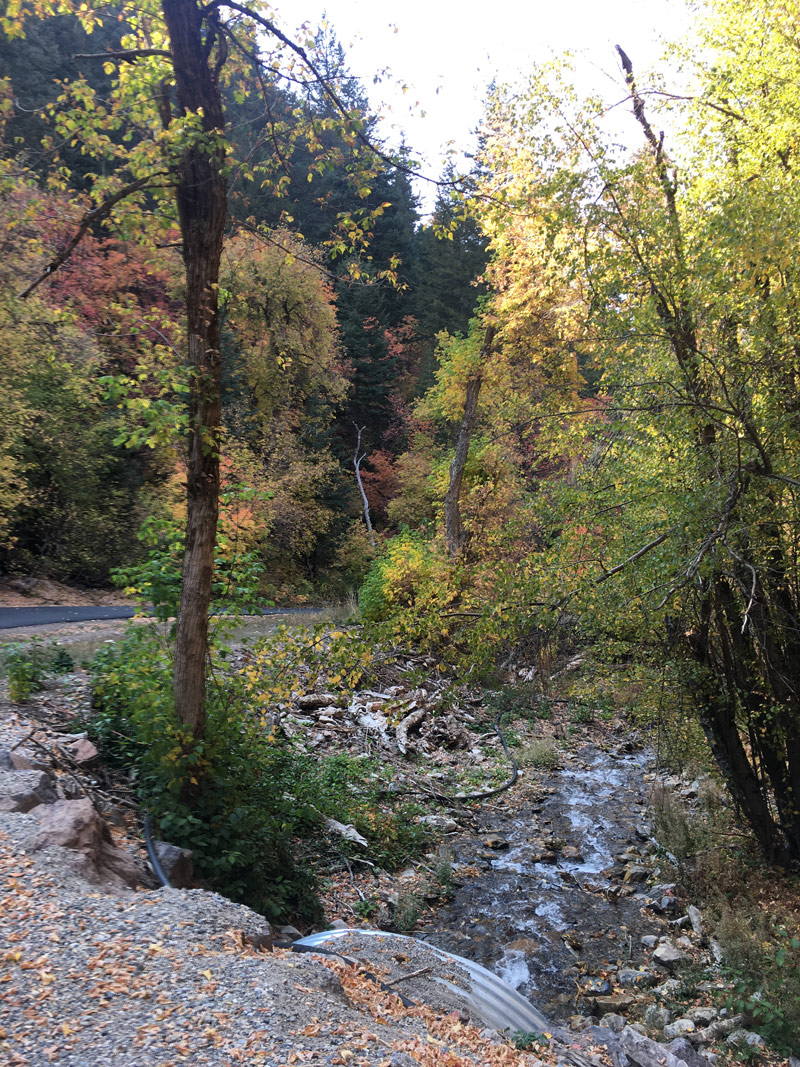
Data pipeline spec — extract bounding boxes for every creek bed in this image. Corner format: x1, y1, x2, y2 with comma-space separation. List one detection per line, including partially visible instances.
418, 744, 660, 1020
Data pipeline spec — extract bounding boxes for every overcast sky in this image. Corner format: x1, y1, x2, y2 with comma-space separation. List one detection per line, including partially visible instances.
272, 0, 693, 207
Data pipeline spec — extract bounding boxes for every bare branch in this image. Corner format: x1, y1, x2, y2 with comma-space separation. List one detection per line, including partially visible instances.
595, 529, 673, 585
75, 48, 171, 61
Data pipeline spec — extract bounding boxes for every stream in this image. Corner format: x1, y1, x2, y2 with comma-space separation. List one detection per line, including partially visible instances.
418, 743, 663, 1021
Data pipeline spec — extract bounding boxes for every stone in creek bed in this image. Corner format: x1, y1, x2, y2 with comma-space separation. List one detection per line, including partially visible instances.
653, 942, 687, 969
594, 994, 636, 1013
560, 845, 585, 861
581, 977, 613, 996
483, 835, 510, 850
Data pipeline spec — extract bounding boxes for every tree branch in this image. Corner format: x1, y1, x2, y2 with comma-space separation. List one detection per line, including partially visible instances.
19, 176, 165, 299
75, 48, 172, 61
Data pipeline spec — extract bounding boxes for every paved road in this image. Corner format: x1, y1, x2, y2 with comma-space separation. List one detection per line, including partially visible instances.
0, 605, 316, 630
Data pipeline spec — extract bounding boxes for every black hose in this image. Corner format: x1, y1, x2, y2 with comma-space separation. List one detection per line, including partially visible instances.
143, 811, 172, 887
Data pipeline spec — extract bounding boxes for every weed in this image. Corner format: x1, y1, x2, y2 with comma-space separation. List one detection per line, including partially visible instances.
393, 891, 421, 934
352, 896, 379, 920
1, 640, 74, 703
519, 738, 561, 771
511, 1031, 547, 1050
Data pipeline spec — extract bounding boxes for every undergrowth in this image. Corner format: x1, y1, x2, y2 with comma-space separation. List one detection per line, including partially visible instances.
86, 624, 431, 923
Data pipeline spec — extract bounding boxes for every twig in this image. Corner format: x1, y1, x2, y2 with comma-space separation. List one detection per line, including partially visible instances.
384, 967, 432, 986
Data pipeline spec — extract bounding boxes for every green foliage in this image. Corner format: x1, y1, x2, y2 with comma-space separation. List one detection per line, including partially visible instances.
87, 622, 429, 920
722, 926, 800, 1055
1, 639, 74, 703
393, 891, 422, 934
511, 1031, 548, 1050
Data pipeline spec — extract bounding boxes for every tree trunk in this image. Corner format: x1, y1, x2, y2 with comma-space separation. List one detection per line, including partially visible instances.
162, 0, 227, 739
444, 324, 495, 556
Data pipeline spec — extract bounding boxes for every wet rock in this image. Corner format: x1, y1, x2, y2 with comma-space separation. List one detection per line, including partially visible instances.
153, 841, 193, 888
644, 1004, 672, 1030
663, 1019, 695, 1040
505, 937, 540, 953
599, 1013, 627, 1033
560, 845, 584, 862
623, 865, 650, 884
31, 798, 140, 888
653, 942, 686, 969
0, 768, 57, 813
726, 1029, 766, 1050
483, 835, 509, 850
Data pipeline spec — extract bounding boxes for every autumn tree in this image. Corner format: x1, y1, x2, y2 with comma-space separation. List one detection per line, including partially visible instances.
2, 0, 399, 743
471, 2, 800, 864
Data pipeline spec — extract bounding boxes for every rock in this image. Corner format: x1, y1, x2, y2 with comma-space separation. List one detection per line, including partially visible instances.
618, 968, 657, 988
623, 865, 650, 884
242, 923, 274, 951
685, 1006, 717, 1027
505, 937, 540, 953
0, 748, 13, 770
726, 1029, 766, 1049
64, 738, 99, 765
594, 994, 635, 1013
483, 835, 509, 850
640, 935, 659, 948
619, 1026, 692, 1067
663, 1019, 696, 1041
0, 768, 57, 813
31, 798, 140, 888
687, 905, 703, 936
295, 692, 343, 709
581, 977, 613, 996
653, 942, 686, 969
569, 1015, 589, 1031
279, 925, 303, 943
644, 1004, 672, 1030
560, 845, 584, 861
418, 814, 458, 833
328, 919, 350, 930
599, 1013, 627, 1033
653, 979, 682, 1000
709, 939, 723, 962
152, 841, 194, 888
666, 1037, 713, 1067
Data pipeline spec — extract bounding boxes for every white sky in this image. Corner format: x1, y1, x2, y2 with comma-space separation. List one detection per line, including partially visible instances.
271, 0, 693, 208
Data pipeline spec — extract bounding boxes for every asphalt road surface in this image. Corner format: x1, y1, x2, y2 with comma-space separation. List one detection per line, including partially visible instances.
0, 605, 312, 629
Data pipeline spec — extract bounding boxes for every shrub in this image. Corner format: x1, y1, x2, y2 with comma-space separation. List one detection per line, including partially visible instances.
1, 639, 74, 703
88, 624, 430, 922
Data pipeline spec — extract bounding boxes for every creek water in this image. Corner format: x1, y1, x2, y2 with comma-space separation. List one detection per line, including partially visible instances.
419, 744, 658, 1020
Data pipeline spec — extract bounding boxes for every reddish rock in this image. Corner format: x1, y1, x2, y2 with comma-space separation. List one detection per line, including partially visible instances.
32, 799, 140, 888
64, 738, 99, 765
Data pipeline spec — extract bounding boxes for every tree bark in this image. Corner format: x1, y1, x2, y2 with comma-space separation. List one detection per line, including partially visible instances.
162, 0, 227, 739
444, 324, 495, 556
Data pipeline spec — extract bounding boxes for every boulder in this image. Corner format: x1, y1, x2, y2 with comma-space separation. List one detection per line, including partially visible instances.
726, 1029, 765, 1050
419, 814, 458, 834
64, 738, 99, 765
0, 768, 57, 813
152, 841, 194, 888
618, 968, 657, 988
31, 798, 140, 888
644, 1003, 672, 1030
666, 1037, 714, 1067
619, 1026, 694, 1067
663, 1019, 696, 1041
687, 905, 704, 937
653, 942, 687, 969
598, 1013, 627, 1033
594, 994, 635, 1013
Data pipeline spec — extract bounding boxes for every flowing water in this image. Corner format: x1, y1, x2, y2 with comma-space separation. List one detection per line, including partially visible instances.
419, 744, 658, 1020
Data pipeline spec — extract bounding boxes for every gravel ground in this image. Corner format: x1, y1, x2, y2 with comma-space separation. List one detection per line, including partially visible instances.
0, 808, 573, 1067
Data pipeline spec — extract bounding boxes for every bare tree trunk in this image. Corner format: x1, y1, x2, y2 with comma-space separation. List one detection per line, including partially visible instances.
444, 325, 495, 556
162, 0, 227, 739
353, 424, 376, 547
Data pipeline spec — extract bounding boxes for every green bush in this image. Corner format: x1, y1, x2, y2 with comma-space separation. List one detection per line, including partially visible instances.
88, 625, 430, 922
1, 639, 74, 703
